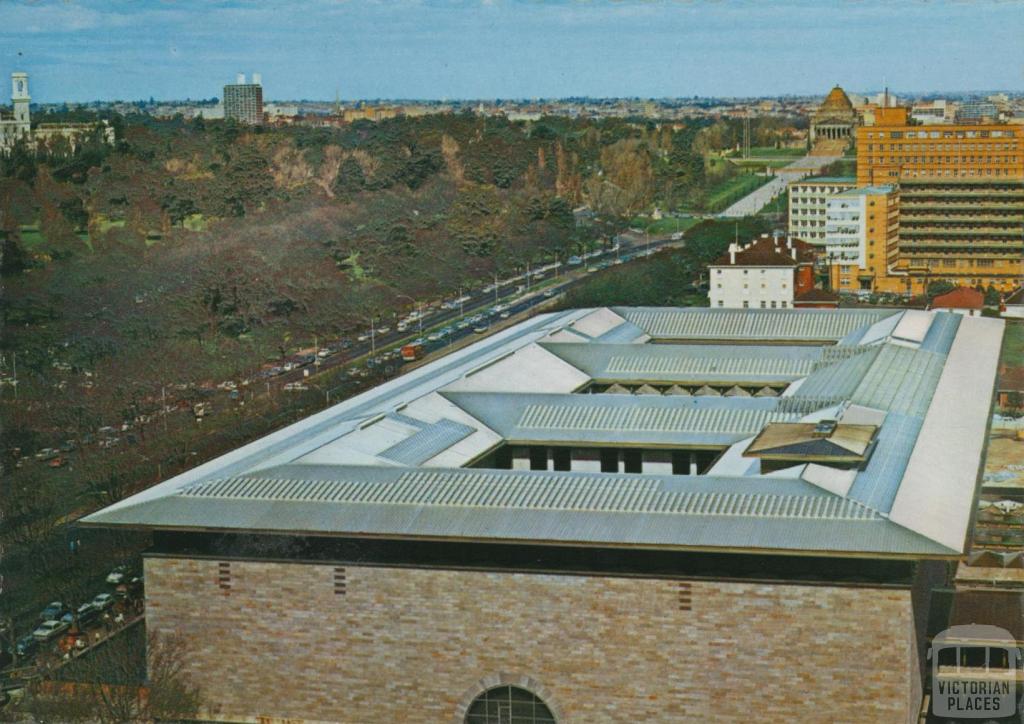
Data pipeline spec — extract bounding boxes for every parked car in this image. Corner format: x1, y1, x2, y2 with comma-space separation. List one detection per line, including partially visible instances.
106, 565, 129, 585
15, 635, 38, 657
39, 601, 67, 622
543, 289, 557, 298
61, 603, 100, 627
91, 593, 116, 611
473, 325, 489, 334
32, 620, 70, 642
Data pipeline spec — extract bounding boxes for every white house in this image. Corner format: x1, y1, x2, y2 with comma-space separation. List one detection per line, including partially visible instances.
708, 235, 815, 310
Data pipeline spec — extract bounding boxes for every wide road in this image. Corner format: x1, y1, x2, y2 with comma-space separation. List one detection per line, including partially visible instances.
718, 154, 841, 218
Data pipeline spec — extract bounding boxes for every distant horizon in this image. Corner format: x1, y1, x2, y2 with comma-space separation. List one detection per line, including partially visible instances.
14, 88, 1022, 108
2, 0, 1023, 104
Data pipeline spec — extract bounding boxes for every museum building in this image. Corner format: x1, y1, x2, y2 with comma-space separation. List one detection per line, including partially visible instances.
82, 307, 1004, 723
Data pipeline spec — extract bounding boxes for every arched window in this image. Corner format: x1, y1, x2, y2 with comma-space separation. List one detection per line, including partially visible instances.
465, 685, 556, 724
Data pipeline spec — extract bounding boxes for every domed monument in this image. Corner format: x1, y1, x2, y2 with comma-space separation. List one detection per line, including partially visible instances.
810, 85, 857, 145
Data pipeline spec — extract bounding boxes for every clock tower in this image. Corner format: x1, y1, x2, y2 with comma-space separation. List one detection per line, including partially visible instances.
11, 72, 30, 137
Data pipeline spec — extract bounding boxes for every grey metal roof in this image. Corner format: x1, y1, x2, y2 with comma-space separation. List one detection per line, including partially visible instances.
793, 347, 882, 401
592, 320, 647, 344
850, 345, 944, 417
443, 392, 799, 447
615, 307, 898, 342
81, 464, 953, 555
540, 343, 820, 384
77, 306, 1003, 561
920, 311, 961, 354
379, 418, 475, 465
847, 412, 922, 514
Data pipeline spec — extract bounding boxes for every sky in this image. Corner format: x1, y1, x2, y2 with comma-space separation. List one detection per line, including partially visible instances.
1, 0, 1022, 103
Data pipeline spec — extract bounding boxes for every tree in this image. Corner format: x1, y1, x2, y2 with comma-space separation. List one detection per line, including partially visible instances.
333, 157, 366, 195
20, 629, 202, 723
926, 280, 957, 299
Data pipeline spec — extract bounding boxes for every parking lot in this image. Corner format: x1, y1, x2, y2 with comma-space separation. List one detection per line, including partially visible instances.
1, 564, 145, 694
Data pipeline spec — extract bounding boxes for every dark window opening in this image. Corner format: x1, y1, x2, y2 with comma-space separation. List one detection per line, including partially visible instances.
599, 448, 619, 473
551, 448, 571, 472
671, 451, 691, 475
529, 447, 548, 471
623, 449, 643, 474
491, 446, 513, 470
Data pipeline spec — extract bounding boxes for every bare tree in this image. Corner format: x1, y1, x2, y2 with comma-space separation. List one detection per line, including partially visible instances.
18, 629, 201, 723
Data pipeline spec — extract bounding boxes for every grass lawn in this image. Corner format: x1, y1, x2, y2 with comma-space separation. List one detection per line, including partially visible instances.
18, 224, 46, 248
1002, 321, 1024, 369
182, 213, 214, 232
758, 190, 789, 217
647, 216, 700, 235
706, 173, 770, 212
94, 214, 126, 234
746, 146, 806, 158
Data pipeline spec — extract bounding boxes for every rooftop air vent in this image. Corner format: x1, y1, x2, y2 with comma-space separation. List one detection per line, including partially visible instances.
812, 419, 838, 438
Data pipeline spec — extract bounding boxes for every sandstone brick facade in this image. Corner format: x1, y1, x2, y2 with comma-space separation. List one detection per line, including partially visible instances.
145, 556, 920, 723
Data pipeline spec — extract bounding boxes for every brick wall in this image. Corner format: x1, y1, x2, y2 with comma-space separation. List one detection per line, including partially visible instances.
145, 556, 919, 724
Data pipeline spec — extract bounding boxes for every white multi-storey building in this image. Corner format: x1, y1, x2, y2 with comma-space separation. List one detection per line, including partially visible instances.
708, 235, 815, 309
787, 177, 856, 244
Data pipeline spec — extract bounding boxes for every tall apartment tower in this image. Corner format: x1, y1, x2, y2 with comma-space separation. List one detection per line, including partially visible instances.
11, 72, 30, 135
856, 106, 1024, 292
223, 73, 263, 125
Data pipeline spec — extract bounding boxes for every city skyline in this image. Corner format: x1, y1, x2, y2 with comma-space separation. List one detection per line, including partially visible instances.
1, 0, 1023, 104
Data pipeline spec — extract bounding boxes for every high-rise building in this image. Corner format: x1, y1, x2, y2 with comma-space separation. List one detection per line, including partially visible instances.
223, 72, 263, 124
856, 107, 1024, 185
855, 107, 1024, 292
823, 185, 900, 293
893, 178, 1023, 293
787, 176, 857, 244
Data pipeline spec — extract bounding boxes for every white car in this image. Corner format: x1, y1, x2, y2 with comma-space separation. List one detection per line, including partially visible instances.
32, 619, 70, 641
91, 593, 116, 611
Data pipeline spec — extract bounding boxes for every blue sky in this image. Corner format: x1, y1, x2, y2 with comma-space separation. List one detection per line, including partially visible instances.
1, 0, 1022, 103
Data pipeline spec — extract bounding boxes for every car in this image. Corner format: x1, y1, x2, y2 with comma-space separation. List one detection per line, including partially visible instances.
376, 326, 391, 335
356, 333, 370, 342
39, 601, 67, 621
107, 565, 129, 585
32, 620, 70, 642
283, 382, 309, 392
91, 593, 116, 611
499, 311, 511, 319
473, 325, 489, 334
568, 256, 583, 265
426, 333, 442, 343
62, 603, 100, 627
586, 266, 598, 273
456, 320, 471, 330
543, 289, 557, 298
15, 635, 38, 658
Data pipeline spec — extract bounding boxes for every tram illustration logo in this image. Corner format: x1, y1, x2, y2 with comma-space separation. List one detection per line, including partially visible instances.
929, 624, 1021, 718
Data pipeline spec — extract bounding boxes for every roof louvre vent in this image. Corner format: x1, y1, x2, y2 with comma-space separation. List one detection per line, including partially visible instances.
812, 420, 838, 438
